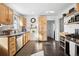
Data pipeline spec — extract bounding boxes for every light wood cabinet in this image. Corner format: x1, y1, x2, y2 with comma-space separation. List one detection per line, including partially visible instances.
75, 3, 79, 12
19, 16, 26, 27
38, 16, 47, 41
8, 36, 16, 56
7, 8, 13, 24
22, 34, 26, 45
0, 36, 16, 56
0, 4, 7, 24
0, 4, 13, 25
27, 32, 30, 41
22, 32, 30, 45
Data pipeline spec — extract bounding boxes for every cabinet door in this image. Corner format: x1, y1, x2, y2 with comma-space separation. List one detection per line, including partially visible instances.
19, 16, 26, 27
0, 4, 6, 24
8, 8, 13, 24
27, 32, 30, 41
25, 33, 28, 43
25, 32, 30, 43
0, 4, 13, 25
8, 36, 16, 56
22, 34, 26, 45
75, 3, 79, 12
4, 5, 9, 25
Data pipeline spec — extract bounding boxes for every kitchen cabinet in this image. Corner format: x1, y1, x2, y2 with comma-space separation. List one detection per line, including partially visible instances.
7, 8, 13, 24
8, 36, 16, 56
0, 36, 16, 56
25, 32, 30, 42
0, 4, 13, 25
60, 36, 65, 49
75, 3, 79, 12
19, 16, 26, 27
38, 16, 47, 41
0, 4, 8, 24
22, 33, 26, 45
16, 32, 30, 52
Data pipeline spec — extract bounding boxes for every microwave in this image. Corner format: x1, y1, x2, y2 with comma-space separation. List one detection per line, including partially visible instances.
75, 14, 79, 22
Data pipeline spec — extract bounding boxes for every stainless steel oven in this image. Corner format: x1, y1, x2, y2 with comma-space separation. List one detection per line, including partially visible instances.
75, 14, 79, 22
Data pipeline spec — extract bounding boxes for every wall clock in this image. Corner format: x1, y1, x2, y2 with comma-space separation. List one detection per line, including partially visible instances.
31, 18, 36, 23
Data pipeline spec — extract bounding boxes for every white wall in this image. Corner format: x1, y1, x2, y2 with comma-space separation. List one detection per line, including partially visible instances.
47, 15, 60, 41
55, 17, 60, 41
26, 15, 39, 40
47, 21, 55, 38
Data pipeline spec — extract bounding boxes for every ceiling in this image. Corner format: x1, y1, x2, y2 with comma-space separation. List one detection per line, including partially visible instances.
6, 3, 75, 16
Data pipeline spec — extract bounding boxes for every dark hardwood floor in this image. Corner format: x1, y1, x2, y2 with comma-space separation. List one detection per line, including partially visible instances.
15, 37, 65, 56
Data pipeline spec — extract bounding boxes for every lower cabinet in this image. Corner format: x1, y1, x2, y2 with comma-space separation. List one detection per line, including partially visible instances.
22, 32, 30, 45
8, 36, 16, 56
0, 36, 16, 56
0, 32, 30, 56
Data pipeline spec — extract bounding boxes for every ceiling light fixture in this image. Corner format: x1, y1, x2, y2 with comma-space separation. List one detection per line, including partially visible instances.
46, 11, 55, 13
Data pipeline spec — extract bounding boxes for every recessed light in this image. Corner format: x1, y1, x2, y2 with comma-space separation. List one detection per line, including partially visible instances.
46, 11, 55, 13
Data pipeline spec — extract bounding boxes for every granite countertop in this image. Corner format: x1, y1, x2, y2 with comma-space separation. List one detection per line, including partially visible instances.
66, 38, 79, 45
60, 32, 79, 44
0, 31, 30, 37
66, 34, 79, 45
66, 34, 79, 39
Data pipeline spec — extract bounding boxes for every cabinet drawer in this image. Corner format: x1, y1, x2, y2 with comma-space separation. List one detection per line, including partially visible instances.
9, 48, 16, 56
9, 39, 15, 42
9, 36, 15, 41
9, 42, 16, 56
9, 42, 15, 47
8, 36, 16, 56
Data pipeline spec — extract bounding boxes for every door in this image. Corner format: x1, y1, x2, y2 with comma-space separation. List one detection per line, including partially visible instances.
47, 21, 55, 39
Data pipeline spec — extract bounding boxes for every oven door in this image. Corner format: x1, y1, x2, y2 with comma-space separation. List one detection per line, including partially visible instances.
75, 14, 79, 22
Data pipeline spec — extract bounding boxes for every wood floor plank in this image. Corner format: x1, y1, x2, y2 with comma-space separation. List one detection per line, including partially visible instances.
15, 37, 65, 56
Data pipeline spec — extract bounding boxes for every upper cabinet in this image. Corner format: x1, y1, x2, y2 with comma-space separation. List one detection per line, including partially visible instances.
0, 4, 7, 24
75, 3, 79, 12
8, 8, 13, 24
0, 4, 13, 25
19, 16, 26, 27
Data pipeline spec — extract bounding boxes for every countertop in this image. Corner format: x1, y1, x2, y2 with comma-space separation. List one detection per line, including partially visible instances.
0, 31, 30, 37
60, 32, 79, 45
59, 32, 69, 37
66, 34, 79, 39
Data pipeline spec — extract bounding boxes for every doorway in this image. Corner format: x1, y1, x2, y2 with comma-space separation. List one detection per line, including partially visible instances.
47, 20, 55, 40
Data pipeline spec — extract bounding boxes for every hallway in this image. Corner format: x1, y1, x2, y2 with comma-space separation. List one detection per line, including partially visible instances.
15, 37, 64, 56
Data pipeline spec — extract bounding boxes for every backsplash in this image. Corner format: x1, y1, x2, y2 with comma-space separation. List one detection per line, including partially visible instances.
64, 24, 79, 34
